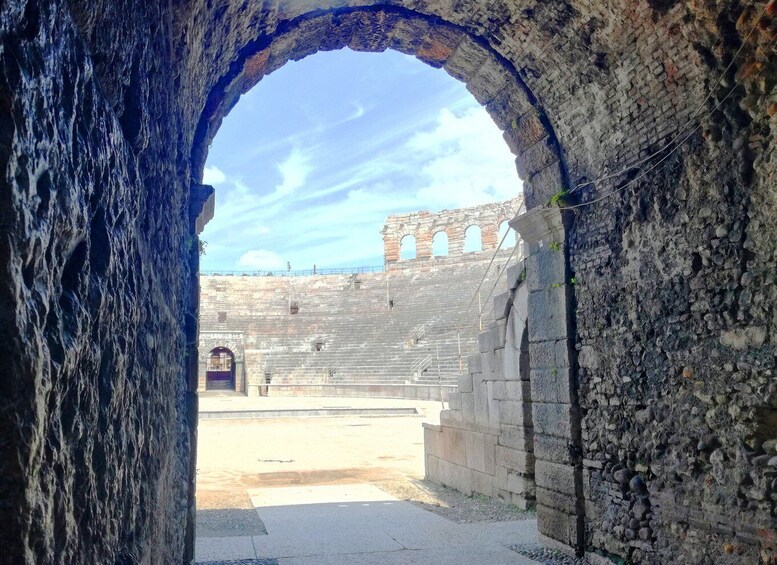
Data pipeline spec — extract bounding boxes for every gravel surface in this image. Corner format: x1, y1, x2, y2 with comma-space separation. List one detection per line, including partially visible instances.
197, 559, 278, 565
197, 508, 268, 538
510, 543, 594, 564
376, 477, 535, 523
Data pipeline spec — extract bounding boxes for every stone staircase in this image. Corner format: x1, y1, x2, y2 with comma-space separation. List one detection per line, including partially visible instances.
199, 252, 516, 389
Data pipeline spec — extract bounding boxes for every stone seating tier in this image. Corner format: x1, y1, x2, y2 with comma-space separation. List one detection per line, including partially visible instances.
199, 251, 516, 388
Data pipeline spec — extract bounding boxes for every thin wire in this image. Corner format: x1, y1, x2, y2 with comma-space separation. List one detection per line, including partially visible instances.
568, 2, 771, 195
470, 244, 518, 332
459, 227, 513, 322
563, 30, 777, 211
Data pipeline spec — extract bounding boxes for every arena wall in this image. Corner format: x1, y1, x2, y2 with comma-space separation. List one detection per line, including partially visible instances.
199, 200, 523, 398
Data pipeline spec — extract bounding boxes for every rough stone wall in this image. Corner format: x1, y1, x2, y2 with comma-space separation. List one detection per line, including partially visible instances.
564, 7, 777, 562
425, 261, 536, 510
382, 197, 523, 263
570, 91, 777, 563
0, 1, 196, 563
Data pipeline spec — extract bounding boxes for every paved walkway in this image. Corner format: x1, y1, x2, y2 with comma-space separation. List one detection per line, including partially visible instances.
196, 484, 539, 564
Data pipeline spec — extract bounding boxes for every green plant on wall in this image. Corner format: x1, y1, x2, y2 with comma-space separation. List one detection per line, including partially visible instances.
548, 241, 562, 252
549, 189, 570, 207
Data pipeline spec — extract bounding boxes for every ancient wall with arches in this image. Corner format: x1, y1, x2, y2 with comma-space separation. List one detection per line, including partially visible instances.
2, 0, 776, 563
382, 197, 523, 265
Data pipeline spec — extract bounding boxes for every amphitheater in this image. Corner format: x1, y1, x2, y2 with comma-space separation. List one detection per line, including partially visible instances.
2, 0, 777, 564
197, 198, 522, 399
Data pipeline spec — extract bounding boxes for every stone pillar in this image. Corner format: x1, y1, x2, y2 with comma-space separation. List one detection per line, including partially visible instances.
511, 207, 584, 556
449, 226, 465, 256
185, 182, 215, 563
416, 228, 432, 260
234, 360, 245, 393
382, 226, 399, 264
482, 222, 499, 251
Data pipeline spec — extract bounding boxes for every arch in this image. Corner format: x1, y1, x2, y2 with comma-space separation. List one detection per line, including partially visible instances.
432, 231, 449, 257
185, 3, 575, 558
498, 220, 516, 248
205, 347, 236, 391
463, 225, 482, 253
400, 234, 416, 260
189, 7, 568, 214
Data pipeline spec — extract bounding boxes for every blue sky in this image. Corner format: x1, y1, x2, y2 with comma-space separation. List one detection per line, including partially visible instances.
200, 48, 522, 272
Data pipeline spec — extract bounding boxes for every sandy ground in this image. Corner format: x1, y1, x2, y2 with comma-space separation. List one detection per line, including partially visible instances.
195, 400, 532, 526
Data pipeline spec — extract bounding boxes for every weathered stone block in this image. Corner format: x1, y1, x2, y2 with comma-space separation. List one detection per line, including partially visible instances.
530, 368, 572, 404
499, 400, 533, 427
527, 246, 567, 292
485, 81, 533, 131
478, 327, 497, 353
466, 55, 509, 104
486, 381, 501, 430
516, 137, 559, 182
523, 161, 566, 209
467, 353, 482, 374
532, 402, 575, 438
457, 374, 473, 393
495, 445, 535, 473
461, 392, 475, 425
491, 380, 507, 400
430, 457, 472, 496
471, 470, 494, 497
535, 460, 579, 497
505, 379, 532, 402
536, 487, 582, 514
499, 424, 534, 452
473, 377, 490, 428
506, 262, 525, 291
508, 471, 534, 495
494, 292, 511, 322
443, 35, 487, 82
527, 286, 570, 343
537, 506, 583, 550
533, 433, 573, 465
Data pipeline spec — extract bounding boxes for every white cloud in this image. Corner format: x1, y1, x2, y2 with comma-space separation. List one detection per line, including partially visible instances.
407, 106, 522, 208
203, 165, 227, 186
237, 249, 286, 270
274, 148, 310, 197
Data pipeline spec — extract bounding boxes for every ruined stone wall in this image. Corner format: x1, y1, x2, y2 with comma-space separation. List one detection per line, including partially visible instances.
382, 197, 523, 264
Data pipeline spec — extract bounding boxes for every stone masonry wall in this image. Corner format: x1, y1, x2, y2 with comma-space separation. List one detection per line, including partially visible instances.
425, 261, 536, 510
382, 197, 523, 264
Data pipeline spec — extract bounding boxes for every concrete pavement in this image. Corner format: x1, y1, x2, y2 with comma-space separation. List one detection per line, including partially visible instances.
196, 484, 540, 564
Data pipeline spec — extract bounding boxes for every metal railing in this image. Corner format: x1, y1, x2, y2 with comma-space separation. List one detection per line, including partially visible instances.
200, 265, 385, 277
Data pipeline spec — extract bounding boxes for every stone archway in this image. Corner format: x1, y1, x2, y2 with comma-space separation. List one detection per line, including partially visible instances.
185, 9, 573, 558
204, 347, 236, 391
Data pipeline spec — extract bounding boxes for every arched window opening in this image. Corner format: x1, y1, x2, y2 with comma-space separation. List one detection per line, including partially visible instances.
400, 234, 416, 260
499, 220, 517, 248
432, 231, 449, 256
205, 347, 236, 391
464, 225, 482, 253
